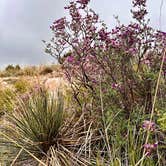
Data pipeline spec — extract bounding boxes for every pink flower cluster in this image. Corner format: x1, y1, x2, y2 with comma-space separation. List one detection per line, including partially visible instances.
77, 0, 90, 5
131, 0, 147, 22
132, 0, 146, 7
66, 55, 75, 63
155, 30, 166, 47
142, 120, 158, 156
143, 142, 158, 156
77, 0, 90, 9
109, 23, 142, 55
111, 83, 122, 91
98, 28, 110, 42
132, 9, 148, 21
64, 53, 102, 85
142, 120, 156, 131
51, 18, 66, 31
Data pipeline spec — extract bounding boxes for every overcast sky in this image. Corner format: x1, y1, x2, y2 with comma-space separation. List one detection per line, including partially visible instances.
0, 0, 165, 69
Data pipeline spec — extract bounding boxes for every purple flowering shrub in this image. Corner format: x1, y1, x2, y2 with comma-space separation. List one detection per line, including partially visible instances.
45, 0, 165, 114
45, 0, 166, 164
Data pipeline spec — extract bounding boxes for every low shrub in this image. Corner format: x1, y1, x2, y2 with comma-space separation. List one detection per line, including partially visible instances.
21, 66, 38, 76
14, 79, 30, 94
0, 90, 64, 163
0, 89, 102, 165
40, 66, 53, 75
0, 88, 16, 114
0, 65, 22, 77
5, 65, 15, 72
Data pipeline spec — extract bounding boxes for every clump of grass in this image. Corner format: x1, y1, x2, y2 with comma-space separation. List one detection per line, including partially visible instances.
14, 78, 30, 94
0, 88, 16, 114
0, 88, 101, 165
0, 89, 64, 163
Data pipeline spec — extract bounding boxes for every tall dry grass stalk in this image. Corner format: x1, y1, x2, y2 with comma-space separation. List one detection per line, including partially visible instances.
136, 49, 166, 166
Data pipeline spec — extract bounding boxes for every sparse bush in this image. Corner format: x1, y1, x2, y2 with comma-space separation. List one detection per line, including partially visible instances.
22, 66, 38, 76
0, 89, 101, 165
15, 65, 21, 71
40, 66, 53, 75
14, 79, 30, 94
0, 65, 21, 77
0, 90, 64, 163
0, 65, 16, 77
0, 88, 16, 114
5, 65, 15, 72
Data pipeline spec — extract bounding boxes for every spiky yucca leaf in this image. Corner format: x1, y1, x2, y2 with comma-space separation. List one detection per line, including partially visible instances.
0, 88, 104, 165
0, 89, 64, 163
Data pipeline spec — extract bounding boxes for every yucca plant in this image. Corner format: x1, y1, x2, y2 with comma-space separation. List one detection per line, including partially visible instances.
0, 88, 102, 165
0, 88, 64, 164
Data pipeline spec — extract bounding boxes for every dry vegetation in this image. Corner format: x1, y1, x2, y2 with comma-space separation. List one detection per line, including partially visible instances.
0, 0, 166, 165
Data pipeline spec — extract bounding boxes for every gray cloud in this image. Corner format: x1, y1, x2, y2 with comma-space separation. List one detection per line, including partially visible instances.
0, 0, 165, 69
0, 0, 69, 69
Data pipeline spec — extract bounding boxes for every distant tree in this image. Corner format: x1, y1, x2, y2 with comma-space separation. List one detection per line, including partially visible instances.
15, 65, 21, 70
5, 65, 15, 71
40, 66, 53, 75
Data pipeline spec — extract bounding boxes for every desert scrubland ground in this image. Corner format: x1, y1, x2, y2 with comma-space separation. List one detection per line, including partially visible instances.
0, 0, 166, 165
